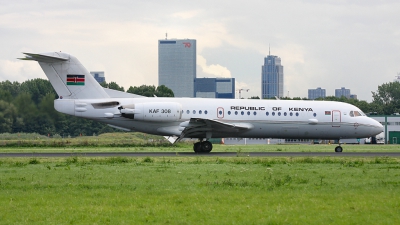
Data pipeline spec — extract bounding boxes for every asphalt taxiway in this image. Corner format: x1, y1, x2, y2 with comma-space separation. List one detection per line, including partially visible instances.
1, 152, 400, 157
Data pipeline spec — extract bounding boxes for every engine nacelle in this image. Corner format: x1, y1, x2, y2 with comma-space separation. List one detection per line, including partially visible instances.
120, 102, 182, 121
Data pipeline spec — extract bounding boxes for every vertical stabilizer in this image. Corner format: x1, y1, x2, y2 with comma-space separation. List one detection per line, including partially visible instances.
19, 52, 109, 99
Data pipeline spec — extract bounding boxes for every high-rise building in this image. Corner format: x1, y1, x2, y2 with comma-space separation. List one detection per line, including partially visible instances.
308, 87, 326, 100
350, 94, 358, 100
158, 38, 196, 97
394, 74, 400, 82
262, 54, 284, 99
194, 78, 235, 99
90, 71, 105, 83
335, 87, 351, 98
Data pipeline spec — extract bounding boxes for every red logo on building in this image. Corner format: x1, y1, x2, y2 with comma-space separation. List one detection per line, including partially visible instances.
183, 42, 191, 48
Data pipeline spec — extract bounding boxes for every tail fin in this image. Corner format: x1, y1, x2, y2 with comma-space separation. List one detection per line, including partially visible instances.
19, 52, 109, 99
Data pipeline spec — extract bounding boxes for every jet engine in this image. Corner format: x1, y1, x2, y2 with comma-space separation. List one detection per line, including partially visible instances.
118, 102, 182, 121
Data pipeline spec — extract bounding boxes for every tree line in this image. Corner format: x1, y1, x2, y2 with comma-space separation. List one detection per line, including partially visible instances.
1, 78, 399, 136
252, 81, 400, 116
0, 79, 174, 136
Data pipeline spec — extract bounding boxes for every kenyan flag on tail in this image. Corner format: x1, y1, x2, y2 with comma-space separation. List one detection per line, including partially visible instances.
67, 75, 85, 85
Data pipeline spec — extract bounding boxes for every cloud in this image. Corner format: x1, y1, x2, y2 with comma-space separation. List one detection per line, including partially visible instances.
0, 60, 44, 83
1, 1, 400, 102
197, 55, 231, 78
171, 10, 202, 19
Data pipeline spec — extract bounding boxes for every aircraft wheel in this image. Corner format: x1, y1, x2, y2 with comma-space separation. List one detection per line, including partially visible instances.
193, 142, 202, 153
201, 141, 213, 153
335, 146, 343, 152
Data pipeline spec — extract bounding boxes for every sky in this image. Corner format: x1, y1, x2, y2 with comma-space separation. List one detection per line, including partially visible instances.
0, 0, 399, 102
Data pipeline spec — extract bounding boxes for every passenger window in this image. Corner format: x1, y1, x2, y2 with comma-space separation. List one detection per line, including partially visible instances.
247, 111, 250, 115
186, 110, 190, 114
241, 111, 244, 115
228, 111, 231, 115
235, 111, 238, 115
205, 110, 208, 114
266, 112, 269, 116
199, 110, 202, 114
253, 112, 257, 116
272, 112, 275, 116
193, 110, 196, 114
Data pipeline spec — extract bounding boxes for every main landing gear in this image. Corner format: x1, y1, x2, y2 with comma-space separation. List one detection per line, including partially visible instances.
334, 140, 343, 152
193, 140, 213, 153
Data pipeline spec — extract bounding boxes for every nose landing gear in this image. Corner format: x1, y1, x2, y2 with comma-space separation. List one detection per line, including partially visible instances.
334, 145, 343, 152
334, 140, 343, 152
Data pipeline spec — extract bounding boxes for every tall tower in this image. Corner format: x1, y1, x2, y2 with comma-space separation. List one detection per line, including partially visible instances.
158, 38, 196, 97
261, 51, 284, 99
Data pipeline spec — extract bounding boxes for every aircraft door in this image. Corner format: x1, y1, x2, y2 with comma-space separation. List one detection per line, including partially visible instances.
332, 110, 341, 127
217, 107, 224, 119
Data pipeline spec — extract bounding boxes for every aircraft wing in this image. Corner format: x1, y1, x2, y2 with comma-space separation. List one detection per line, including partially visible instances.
169, 118, 253, 143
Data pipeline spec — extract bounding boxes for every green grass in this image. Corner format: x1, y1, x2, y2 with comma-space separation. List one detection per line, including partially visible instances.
1, 157, 400, 224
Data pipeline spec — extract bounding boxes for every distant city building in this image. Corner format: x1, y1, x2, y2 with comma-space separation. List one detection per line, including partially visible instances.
194, 78, 235, 99
394, 74, 400, 82
308, 87, 326, 100
335, 87, 351, 98
90, 71, 105, 83
262, 53, 284, 99
350, 94, 358, 100
158, 38, 196, 97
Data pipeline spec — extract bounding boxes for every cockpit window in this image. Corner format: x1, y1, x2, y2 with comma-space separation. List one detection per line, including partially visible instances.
350, 110, 366, 117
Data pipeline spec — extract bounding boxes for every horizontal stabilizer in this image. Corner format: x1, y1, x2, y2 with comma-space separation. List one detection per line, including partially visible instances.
18, 52, 68, 63
103, 88, 146, 98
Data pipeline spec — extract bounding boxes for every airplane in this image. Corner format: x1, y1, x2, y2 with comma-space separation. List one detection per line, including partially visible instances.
19, 52, 383, 153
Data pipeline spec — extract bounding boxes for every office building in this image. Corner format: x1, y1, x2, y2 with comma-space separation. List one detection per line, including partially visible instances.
394, 74, 400, 82
308, 87, 326, 100
335, 87, 351, 98
262, 54, 284, 99
194, 78, 235, 99
350, 94, 358, 100
158, 38, 196, 97
90, 71, 105, 83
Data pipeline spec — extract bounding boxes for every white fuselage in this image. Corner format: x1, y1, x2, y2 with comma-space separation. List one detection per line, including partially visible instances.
54, 97, 383, 140
19, 51, 383, 143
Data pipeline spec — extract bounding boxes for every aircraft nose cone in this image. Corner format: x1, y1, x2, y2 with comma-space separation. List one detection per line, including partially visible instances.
370, 119, 384, 135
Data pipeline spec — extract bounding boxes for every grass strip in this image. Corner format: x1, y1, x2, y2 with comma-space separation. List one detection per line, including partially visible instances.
1, 156, 399, 224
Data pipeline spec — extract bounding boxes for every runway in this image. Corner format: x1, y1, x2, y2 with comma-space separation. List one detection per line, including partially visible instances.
1, 152, 400, 158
